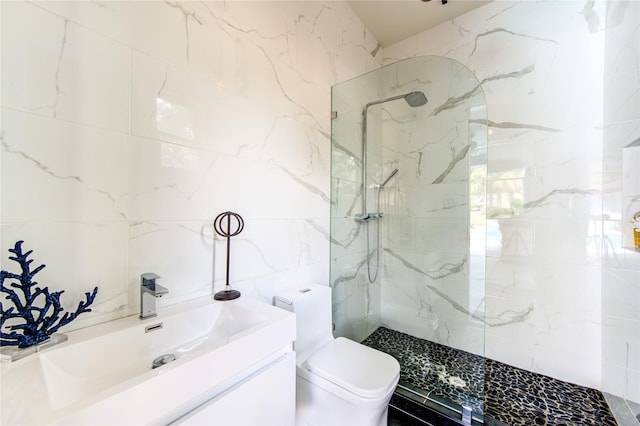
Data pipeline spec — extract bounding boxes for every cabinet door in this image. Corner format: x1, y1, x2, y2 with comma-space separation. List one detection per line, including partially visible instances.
176, 352, 295, 425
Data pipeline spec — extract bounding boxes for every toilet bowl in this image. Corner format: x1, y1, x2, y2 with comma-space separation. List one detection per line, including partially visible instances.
274, 283, 400, 426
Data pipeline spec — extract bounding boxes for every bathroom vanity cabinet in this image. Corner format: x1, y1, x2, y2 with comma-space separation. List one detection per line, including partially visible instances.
175, 351, 295, 425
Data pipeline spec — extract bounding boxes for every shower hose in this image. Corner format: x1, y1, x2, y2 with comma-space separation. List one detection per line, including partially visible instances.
366, 187, 383, 283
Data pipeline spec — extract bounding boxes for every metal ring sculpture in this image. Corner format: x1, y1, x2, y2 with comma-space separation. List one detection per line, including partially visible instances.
213, 211, 244, 301
214, 211, 244, 241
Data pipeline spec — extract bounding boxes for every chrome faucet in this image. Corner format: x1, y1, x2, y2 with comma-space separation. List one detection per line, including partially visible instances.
140, 273, 169, 319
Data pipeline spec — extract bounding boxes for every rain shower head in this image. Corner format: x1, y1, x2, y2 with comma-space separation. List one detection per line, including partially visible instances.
404, 91, 428, 107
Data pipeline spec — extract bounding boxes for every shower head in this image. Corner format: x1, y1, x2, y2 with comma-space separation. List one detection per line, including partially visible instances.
404, 91, 428, 107
364, 90, 428, 112
379, 168, 399, 188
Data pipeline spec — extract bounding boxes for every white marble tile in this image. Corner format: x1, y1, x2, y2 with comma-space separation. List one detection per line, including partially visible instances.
232, 261, 329, 306
131, 52, 199, 146
602, 268, 640, 321
381, 250, 472, 335
603, 122, 639, 177
381, 36, 420, 67
416, 23, 469, 65
410, 217, 468, 256
604, 65, 640, 124
236, 34, 328, 131
533, 218, 602, 265
124, 135, 330, 221
331, 248, 368, 290
528, 284, 602, 388
602, 315, 640, 374
602, 361, 640, 403
128, 221, 215, 307
1, 1, 64, 117
32, 1, 188, 67
333, 6, 380, 83
374, 0, 640, 393
252, 117, 331, 176
1, 222, 130, 331
55, 20, 130, 131
331, 177, 361, 221
402, 183, 468, 219
486, 218, 535, 259
131, 51, 278, 154
123, 136, 220, 222
535, 264, 602, 316
487, 137, 536, 181
212, 218, 330, 285
1, 109, 127, 223
332, 277, 372, 342
531, 319, 602, 390
387, 283, 484, 353
330, 226, 365, 269
286, 2, 340, 87
234, 164, 330, 220
485, 324, 536, 373
3, 1, 131, 131
485, 257, 536, 300
468, 31, 539, 93
486, 177, 537, 219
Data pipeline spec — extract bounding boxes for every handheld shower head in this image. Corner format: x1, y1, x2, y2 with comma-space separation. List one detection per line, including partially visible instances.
379, 168, 399, 188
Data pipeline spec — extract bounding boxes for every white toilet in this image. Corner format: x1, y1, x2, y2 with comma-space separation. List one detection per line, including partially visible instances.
274, 283, 400, 426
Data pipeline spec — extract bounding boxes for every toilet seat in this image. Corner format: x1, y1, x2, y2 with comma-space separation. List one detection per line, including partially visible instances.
305, 337, 400, 399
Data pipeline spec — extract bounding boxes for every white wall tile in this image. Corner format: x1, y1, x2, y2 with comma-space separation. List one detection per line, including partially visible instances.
55, 22, 130, 132
1, 1, 64, 117
1, 109, 127, 223
1, 0, 373, 336
128, 221, 215, 306
379, 0, 635, 392
0, 223, 130, 330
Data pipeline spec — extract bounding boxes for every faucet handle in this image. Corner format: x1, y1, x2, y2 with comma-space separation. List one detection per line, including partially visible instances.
141, 272, 161, 285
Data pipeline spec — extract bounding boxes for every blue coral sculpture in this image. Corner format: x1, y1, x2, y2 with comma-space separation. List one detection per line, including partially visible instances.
0, 241, 98, 348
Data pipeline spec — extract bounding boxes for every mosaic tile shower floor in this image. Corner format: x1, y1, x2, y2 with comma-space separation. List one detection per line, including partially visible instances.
362, 327, 617, 426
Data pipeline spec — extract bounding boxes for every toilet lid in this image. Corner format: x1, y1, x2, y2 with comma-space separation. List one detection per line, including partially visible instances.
306, 337, 400, 399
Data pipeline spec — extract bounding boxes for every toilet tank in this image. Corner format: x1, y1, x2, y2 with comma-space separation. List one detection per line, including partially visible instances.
274, 283, 333, 357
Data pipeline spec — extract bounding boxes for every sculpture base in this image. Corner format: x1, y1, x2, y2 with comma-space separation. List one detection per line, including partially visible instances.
214, 289, 241, 301
0, 333, 68, 363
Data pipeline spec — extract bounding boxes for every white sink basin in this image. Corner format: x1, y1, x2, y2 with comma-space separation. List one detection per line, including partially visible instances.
39, 300, 269, 409
1, 296, 296, 425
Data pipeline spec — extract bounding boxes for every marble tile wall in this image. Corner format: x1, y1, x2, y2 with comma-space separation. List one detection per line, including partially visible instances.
1, 1, 379, 331
383, 0, 639, 400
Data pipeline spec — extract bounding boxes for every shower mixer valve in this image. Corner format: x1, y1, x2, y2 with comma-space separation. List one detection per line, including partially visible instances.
354, 212, 384, 222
